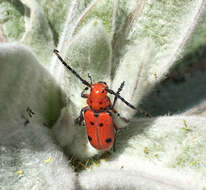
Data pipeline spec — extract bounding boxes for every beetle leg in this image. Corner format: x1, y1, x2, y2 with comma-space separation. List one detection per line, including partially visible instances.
81, 87, 89, 98
112, 108, 129, 123
75, 106, 88, 126
113, 121, 118, 131
112, 123, 120, 152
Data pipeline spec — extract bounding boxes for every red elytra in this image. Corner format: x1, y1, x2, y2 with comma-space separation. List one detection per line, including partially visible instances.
84, 107, 118, 150
54, 49, 150, 151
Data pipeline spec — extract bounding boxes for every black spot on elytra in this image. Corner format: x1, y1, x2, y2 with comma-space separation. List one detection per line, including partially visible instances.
88, 136, 92, 141
94, 113, 99, 117
90, 121, 94, 125
99, 123, 103, 127
105, 138, 112, 143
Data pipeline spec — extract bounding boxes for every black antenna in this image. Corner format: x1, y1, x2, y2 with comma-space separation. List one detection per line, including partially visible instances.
54, 49, 151, 117
107, 88, 151, 117
112, 81, 125, 108
53, 49, 91, 87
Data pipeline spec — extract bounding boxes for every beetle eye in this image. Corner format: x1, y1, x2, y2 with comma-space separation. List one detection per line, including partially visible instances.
102, 90, 105, 93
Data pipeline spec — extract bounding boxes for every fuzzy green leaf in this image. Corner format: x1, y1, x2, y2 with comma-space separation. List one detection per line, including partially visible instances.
0, 42, 63, 125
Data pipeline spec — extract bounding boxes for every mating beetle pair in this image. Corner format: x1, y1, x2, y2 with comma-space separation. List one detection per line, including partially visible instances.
54, 49, 149, 151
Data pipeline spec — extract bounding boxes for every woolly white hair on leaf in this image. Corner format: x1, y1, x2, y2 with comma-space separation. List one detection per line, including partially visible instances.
77, 116, 206, 189
49, 0, 87, 76
115, 116, 206, 167
53, 107, 75, 147
0, 42, 63, 124
20, 0, 54, 66
87, 116, 206, 189
0, 119, 76, 190
50, 0, 105, 82
128, 0, 206, 80
112, 38, 156, 121
78, 167, 201, 190
0, 42, 75, 189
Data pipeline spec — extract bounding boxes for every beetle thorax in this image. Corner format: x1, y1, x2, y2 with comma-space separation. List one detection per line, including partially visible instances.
87, 83, 111, 111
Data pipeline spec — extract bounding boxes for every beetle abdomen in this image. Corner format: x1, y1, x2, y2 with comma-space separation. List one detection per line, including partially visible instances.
84, 109, 115, 150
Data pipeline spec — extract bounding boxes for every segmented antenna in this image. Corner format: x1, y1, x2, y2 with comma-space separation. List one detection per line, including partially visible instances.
53, 49, 91, 87
54, 49, 151, 117
107, 88, 151, 117
112, 81, 125, 108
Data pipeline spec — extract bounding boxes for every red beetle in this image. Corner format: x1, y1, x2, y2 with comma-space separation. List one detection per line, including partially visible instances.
76, 81, 124, 150
54, 49, 150, 151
